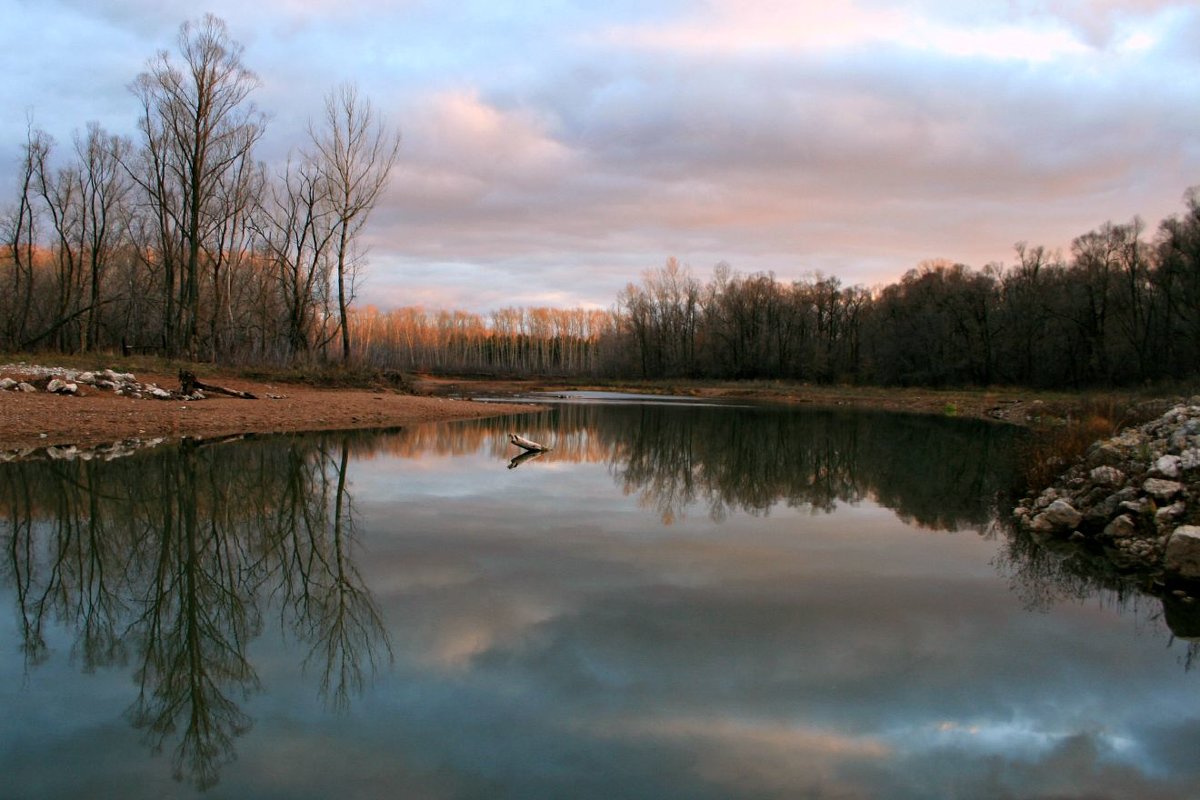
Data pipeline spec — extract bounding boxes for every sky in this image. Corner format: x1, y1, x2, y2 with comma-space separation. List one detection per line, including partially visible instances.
2, 0, 1198, 313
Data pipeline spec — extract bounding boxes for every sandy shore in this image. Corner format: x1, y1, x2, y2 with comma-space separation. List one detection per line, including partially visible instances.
0, 366, 537, 453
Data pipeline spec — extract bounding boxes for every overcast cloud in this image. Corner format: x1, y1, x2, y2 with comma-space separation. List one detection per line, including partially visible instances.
2, 0, 1198, 311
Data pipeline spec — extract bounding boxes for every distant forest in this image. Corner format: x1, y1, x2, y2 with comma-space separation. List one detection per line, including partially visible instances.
351, 193, 1200, 389
2, 16, 1198, 389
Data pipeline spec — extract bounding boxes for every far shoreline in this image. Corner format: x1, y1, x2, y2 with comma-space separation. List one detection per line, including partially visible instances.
411, 375, 1178, 427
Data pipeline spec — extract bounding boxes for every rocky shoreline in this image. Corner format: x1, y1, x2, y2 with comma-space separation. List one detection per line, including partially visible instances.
1014, 399, 1200, 586
0, 362, 201, 400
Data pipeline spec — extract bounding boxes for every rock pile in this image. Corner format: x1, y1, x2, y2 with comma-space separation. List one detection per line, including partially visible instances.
1014, 400, 1200, 582
0, 363, 203, 400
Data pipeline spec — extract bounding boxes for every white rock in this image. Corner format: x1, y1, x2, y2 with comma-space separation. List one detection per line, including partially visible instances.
46, 378, 65, 393
17, 382, 36, 392
1089, 466, 1125, 486
77, 371, 96, 384
1156, 501, 1186, 525
148, 387, 173, 399
1104, 514, 1137, 539
0, 377, 16, 390
1035, 488, 1059, 510
1143, 478, 1184, 501
1165, 526, 1200, 579
1041, 499, 1083, 530
1155, 455, 1182, 478
1120, 498, 1152, 515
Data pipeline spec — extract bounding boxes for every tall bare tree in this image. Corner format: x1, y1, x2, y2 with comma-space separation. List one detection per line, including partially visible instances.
1, 122, 47, 346
129, 14, 264, 357
256, 155, 338, 357
310, 83, 400, 363
76, 123, 132, 350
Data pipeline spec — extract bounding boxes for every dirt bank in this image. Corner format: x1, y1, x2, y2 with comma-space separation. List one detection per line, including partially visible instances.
0, 365, 536, 453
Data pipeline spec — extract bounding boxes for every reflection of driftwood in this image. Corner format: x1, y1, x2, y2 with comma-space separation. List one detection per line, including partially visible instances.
507, 450, 546, 470
179, 370, 257, 399
508, 433, 550, 452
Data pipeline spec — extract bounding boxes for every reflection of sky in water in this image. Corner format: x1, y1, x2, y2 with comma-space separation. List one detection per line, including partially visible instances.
2, 409, 1200, 799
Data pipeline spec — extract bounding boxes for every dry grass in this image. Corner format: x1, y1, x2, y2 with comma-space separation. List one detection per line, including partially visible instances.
1018, 395, 1164, 492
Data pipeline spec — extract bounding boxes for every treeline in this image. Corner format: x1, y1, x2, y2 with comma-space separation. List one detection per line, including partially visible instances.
350, 305, 622, 375
0, 14, 396, 363
614, 195, 1200, 387
346, 190, 1200, 388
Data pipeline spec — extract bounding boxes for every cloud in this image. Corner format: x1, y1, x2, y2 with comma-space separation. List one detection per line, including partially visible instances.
2, 0, 1198, 311
393, 88, 578, 210
593, 0, 1094, 62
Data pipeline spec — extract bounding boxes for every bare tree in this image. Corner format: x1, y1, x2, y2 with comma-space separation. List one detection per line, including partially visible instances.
1, 121, 47, 346
310, 83, 400, 363
32, 130, 85, 350
129, 14, 265, 357
75, 123, 132, 350
202, 147, 263, 360
256, 155, 338, 358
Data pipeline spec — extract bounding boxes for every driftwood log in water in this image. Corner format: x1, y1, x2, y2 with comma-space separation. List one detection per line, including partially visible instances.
508, 433, 550, 452
507, 449, 546, 470
179, 369, 258, 400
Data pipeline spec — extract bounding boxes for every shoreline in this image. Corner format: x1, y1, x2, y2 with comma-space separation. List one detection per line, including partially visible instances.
2, 362, 1185, 456
412, 375, 1160, 426
0, 365, 539, 454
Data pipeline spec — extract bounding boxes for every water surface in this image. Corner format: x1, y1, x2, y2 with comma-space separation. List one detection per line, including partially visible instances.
2, 402, 1198, 799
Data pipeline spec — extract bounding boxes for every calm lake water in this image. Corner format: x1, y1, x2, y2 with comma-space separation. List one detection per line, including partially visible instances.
2, 399, 1199, 799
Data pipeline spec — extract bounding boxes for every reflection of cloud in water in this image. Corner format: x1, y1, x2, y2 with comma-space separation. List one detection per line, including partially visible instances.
904, 718, 1140, 761
592, 716, 891, 796
3, 407, 1199, 799
355, 455, 1200, 797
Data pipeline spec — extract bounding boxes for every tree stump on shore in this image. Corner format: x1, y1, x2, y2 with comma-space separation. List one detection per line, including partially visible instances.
179, 369, 257, 399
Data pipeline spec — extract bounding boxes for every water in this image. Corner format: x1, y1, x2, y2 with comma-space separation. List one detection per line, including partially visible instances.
2, 401, 1198, 799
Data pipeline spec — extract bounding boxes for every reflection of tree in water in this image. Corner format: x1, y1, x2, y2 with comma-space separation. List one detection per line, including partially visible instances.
0, 432, 389, 790
993, 520, 1200, 667
464, 403, 1025, 529
474, 402, 1200, 660
264, 440, 392, 712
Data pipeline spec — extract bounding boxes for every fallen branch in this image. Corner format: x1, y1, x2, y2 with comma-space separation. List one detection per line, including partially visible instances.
19, 300, 115, 350
178, 369, 257, 400
508, 433, 550, 452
